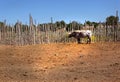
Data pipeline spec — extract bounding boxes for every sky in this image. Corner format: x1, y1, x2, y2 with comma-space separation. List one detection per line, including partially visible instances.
0, 0, 119, 25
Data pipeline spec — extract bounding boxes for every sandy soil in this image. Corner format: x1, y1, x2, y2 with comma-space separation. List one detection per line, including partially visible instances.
0, 42, 120, 82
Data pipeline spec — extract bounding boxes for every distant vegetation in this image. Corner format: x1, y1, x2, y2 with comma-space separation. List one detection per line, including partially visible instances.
0, 15, 119, 32
0, 15, 119, 45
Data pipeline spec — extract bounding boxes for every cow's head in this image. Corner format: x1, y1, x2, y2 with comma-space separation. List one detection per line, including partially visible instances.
68, 32, 77, 38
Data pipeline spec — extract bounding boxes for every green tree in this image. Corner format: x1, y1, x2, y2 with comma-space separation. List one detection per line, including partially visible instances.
106, 16, 119, 25
66, 21, 82, 31
22, 24, 29, 32
85, 21, 99, 28
55, 21, 61, 27
66, 23, 72, 31
0, 22, 4, 27
0, 22, 5, 32
55, 20, 66, 28
92, 22, 99, 28
60, 20, 66, 28
85, 21, 92, 26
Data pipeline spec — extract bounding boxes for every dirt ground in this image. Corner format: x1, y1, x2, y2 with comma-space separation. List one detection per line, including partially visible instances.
0, 42, 120, 82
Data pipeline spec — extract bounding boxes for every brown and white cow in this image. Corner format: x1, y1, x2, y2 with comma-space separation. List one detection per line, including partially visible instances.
68, 30, 92, 44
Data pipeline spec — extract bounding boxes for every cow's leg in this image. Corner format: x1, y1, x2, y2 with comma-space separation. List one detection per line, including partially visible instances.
77, 38, 81, 44
87, 35, 91, 44
89, 37, 91, 43
88, 36, 91, 44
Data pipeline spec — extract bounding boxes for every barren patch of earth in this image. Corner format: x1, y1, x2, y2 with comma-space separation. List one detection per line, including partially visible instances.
0, 42, 120, 82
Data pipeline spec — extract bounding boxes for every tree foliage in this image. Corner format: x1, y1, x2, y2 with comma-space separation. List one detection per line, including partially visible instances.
85, 21, 99, 28
85, 21, 92, 26
0, 21, 4, 27
66, 21, 83, 31
106, 16, 119, 25
55, 20, 66, 28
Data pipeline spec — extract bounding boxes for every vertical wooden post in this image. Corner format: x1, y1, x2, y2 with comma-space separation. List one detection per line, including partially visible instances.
116, 10, 119, 41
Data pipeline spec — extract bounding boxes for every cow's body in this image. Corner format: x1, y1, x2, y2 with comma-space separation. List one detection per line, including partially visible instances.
68, 30, 92, 44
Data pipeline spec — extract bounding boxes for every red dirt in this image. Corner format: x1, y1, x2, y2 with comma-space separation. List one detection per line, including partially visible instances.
0, 42, 120, 82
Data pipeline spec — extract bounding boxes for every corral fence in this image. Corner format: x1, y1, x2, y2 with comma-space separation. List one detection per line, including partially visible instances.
0, 21, 120, 46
